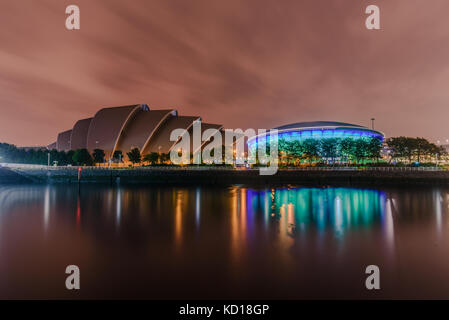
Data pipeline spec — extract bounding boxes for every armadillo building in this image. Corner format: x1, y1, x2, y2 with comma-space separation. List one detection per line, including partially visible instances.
51, 104, 223, 160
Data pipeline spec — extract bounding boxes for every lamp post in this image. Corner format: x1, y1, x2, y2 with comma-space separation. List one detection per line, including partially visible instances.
370, 118, 375, 130
47, 152, 50, 167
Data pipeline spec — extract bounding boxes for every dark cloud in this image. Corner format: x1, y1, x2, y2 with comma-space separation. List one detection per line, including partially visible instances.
1, 0, 449, 145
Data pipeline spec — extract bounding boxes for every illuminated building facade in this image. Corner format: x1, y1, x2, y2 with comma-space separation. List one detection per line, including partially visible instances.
247, 121, 385, 161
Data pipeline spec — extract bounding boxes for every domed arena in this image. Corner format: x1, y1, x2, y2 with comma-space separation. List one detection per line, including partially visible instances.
247, 121, 385, 164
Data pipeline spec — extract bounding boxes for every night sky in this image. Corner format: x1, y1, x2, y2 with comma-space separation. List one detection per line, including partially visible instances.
1, 0, 448, 146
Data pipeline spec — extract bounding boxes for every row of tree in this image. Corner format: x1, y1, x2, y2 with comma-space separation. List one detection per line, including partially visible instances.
385, 137, 445, 163
0, 143, 100, 166
272, 137, 383, 165
0, 143, 172, 166
1, 136, 446, 166
126, 148, 171, 165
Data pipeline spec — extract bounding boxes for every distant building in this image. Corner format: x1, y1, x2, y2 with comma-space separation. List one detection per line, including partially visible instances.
440, 144, 449, 153
46, 142, 57, 150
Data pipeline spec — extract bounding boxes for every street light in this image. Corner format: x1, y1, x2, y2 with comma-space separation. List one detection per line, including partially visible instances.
370, 118, 375, 130
47, 152, 50, 167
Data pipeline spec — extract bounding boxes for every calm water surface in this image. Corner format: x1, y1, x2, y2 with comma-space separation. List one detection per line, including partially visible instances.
0, 184, 448, 299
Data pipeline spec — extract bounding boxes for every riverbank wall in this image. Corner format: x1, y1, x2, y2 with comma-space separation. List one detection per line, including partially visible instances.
1, 164, 449, 186
0, 166, 34, 183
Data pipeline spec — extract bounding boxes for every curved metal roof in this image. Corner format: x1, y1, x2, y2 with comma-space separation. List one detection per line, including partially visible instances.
192, 123, 223, 154
56, 129, 72, 151
274, 121, 365, 130
70, 118, 92, 150
86, 104, 141, 157
54, 105, 227, 159
142, 115, 200, 154
116, 109, 176, 155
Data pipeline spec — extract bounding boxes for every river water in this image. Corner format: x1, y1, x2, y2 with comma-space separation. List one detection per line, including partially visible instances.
0, 184, 448, 299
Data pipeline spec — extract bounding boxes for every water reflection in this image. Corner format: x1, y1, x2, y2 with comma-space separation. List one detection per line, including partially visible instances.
76, 192, 81, 229
175, 190, 185, 246
384, 198, 395, 250
230, 187, 245, 260
116, 187, 122, 227
434, 190, 443, 235
195, 187, 200, 228
1, 184, 449, 299
1, 185, 446, 242
43, 186, 50, 232
245, 187, 386, 235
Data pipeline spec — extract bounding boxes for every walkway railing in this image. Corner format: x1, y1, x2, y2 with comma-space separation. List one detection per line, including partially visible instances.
1, 163, 445, 172
282, 166, 444, 172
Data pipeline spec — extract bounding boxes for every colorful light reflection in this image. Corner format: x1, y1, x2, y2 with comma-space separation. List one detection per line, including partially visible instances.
246, 187, 386, 235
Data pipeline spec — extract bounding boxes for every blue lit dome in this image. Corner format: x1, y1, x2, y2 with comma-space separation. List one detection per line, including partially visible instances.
247, 121, 384, 148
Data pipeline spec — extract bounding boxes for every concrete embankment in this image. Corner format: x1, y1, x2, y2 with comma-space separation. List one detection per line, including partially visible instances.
0, 166, 34, 183
2, 165, 449, 186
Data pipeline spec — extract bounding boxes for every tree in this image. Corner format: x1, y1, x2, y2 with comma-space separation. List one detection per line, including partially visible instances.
340, 138, 355, 164
289, 140, 303, 165
301, 139, 320, 164
413, 138, 427, 163
434, 145, 447, 163
386, 137, 414, 163
367, 138, 382, 162
113, 150, 123, 162
0, 143, 79, 166
143, 152, 159, 165
278, 139, 289, 165
65, 150, 75, 166
160, 153, 171, 164
72, 149, 93, 166
320, 138, 338, 164
92, 149, 105, 164
386, 137, 442, 164
278, 139, 298, 166
127, 148, 141, 165
353, 139, 370, 164
417, 139, 445, 163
